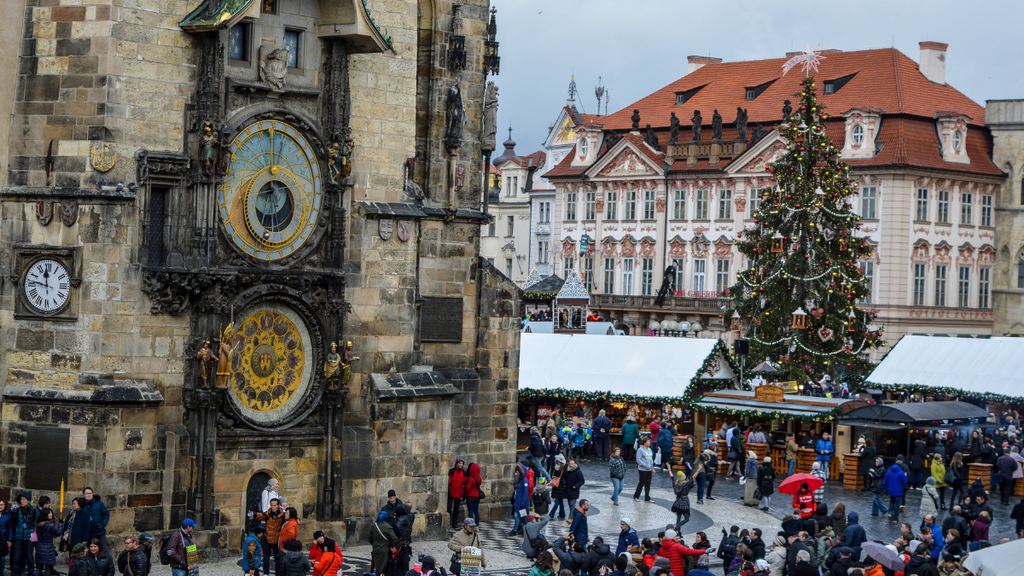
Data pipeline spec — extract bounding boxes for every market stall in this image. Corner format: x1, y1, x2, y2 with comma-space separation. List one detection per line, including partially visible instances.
518, 333, 740, 450
693, 385, 864, 478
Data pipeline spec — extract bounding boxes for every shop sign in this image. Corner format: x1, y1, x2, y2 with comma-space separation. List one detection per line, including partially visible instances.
754, 384, 785, 403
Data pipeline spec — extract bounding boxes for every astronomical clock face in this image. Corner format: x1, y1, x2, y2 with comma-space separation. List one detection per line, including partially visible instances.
226, 302, 315, 426
219, 120, 323, 261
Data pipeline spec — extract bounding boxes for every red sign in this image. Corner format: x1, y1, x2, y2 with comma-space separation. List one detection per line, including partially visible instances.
672, 290, 724, 298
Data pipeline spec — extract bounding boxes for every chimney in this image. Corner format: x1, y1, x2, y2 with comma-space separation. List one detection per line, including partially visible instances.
919, 41, 948, 85
687, 55, 722, 74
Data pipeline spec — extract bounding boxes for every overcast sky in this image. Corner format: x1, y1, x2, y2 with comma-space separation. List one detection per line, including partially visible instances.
488, 0, 1024, 156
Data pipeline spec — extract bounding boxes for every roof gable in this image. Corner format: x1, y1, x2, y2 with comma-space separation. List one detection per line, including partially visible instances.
726, 130, 787, 174
586, 134, 665, 179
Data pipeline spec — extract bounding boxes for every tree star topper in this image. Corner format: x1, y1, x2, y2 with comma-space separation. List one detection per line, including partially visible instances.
783, 44, 826, 77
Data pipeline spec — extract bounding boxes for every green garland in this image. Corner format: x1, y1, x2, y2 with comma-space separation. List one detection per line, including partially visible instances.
518, 339, 741, 405
524, 291, 558, 300
681, 398, 845, 422
863, 382, 1024, 404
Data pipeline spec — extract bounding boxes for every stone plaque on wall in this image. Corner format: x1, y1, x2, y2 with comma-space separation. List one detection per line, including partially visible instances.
421, 297, 463, 342
26, 426, 70, 490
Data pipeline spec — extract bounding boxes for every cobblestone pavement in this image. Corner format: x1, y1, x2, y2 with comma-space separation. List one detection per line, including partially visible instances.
174, 458, 1020, 576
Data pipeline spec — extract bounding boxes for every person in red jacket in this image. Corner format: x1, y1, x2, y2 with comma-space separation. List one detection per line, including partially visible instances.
792, 483, 816, 519
464, 463, 482, 527
311, 539, 342, 576
448, 459, 466, 529
308, 531, 326, 563
657, 529, 708, 576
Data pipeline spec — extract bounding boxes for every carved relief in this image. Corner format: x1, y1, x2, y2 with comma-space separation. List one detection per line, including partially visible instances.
934, 242, 951, 263
259, 46, 289, 90
621, 236, 636, 258
734, 197, 746, 212
655, 197, 666, 213
713, 237, 733, 259
602, 237, 617, 256
639, 237, 655, 257
742, 140, 787, 172
600, 149, 654, 177
912, 241, 930, 262
561, 237, 576, 257
958, 244, 975, 267
668, 237, 687, 257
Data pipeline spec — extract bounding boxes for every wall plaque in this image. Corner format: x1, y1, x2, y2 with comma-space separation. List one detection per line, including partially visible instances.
421, 297, 463, 342
25, 426, 70, 490
754, 384, 785, 403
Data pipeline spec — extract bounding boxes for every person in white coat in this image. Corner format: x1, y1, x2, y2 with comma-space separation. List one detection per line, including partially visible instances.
261, 479, 280, 513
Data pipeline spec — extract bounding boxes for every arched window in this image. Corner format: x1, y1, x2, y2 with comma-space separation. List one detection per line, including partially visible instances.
952, 131, 962, 151
1018, 256, 1024, 289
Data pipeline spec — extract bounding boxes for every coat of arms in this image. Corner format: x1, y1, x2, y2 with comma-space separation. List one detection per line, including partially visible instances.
59, 201, 78, 227
89, 142, 116, 173
454, 165, 466, 191
397, 220, 412, 242
36, 201, 53, 226
378, 218, 393, 240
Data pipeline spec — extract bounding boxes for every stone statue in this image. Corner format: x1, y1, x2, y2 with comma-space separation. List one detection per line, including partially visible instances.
339, 137, 353, 178
751, 122, 768, 144
482, 81, 499, 151
216, 323, 234, 389
259, 46, 288, 91
782, 99, 793, 119
196, 340, 217, 388
341, 341, 359, 386
712, 109, 723, 141
215, 130, 231, 176
644, 124, 661, 152
324, 341, 341, 388
735, 107, 748, 142
630, 109, 641, 131
669, 112, 680, 144
199, 124, 217, 175
691, 110, 702, 141
445, 83, 464, 149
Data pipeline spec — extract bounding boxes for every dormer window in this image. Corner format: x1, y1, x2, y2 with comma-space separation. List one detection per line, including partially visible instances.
823, 74, 857, 96
852, 125, 864, 145
675, 85, 705, 105
580, 139, 588, 158
743, 79, 777, 101
953, 131, 962, 151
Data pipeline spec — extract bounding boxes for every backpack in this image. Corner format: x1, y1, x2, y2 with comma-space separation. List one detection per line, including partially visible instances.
159, 534, 174, 565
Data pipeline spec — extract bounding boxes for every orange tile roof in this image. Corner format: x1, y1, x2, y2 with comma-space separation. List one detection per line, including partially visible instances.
506, 150, 548, 168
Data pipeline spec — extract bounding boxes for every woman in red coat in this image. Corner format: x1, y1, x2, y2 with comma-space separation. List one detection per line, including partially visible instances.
792, 484, 816, 519
311, 539, 342, 576
448, 459, 466, 529
464, 463, 482, 527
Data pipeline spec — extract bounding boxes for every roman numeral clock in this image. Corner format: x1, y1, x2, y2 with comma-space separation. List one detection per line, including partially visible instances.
12, 246, 82, 321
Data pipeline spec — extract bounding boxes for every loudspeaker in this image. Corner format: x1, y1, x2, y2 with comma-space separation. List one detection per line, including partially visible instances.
735, 338, 750, 356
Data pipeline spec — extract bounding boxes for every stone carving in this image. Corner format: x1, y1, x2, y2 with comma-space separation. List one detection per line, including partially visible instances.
644, 124, 661, 152
136, 150, 191, 182
782, 100, 793, 119
736, 107, 748, 142
59, 201, 78, 226
631, 109, 640, 131
199, 123, 217, 175
691, 110, 702, 141
751, 122, 769, 145
320, 39, 349, 145
215, 129, 232, 176
604, 131, 621, 152
712, 109, 723, 141
403, 158, 425, 203
259, 46, 289, 91
669, 112, 680, 144
445, 83, 465, 149
482, 81, 499, 151
36, 201, 53, 226
327, 137, 354, 184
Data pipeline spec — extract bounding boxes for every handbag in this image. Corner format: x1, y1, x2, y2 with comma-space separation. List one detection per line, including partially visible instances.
994, 472, 1004, 485
944, 470, 954, 484
30, 531, 38, 543
449, 552, 461, 575
753, 488, 762, 500
654, 451, 662, 466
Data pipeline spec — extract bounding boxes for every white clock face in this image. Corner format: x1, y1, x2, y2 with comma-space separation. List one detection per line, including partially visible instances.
24, 258, 70, 313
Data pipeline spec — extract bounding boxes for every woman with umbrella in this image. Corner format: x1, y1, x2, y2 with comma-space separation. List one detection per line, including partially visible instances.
792, 483, 816, 519
778, 473, 823, 520
756, 457, 776, 512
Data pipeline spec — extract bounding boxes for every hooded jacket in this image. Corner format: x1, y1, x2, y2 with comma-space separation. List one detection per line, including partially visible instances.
904, 555, 939, 576
884, 464, 909, 497
562, 463, 585, 500
448, 461, 466, 499
280, 551, 312, 576
12, 498, 37, 541
514, 471, 531, 512
842, 512, 867, 559
34, 520, 62, 566
570, 507, 588, 544
829, 556, 855, 576
465, 463, 482, 500
650, 557, 673, 576
582, 541, 615, 574
522, 518, 549, 559
255, 508, 286, 545
551, 537, 585, 574
765, 537, 787, 576
658, 539, 706, 576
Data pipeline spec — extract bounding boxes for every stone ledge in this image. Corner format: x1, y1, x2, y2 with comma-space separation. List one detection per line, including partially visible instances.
3, 378, 163, 406
371, 370, 460, 400
355, 201, 489, 222
0, 186, 138, 202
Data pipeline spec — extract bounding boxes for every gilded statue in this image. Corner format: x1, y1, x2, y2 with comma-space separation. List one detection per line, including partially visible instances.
216, 323, 234, 389
196, 340, 217, 388
341, 341, 359, 386
324, 341, 340, 388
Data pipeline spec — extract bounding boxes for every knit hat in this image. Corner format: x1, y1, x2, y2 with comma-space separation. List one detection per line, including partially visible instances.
313, 530, 324, 540
664, 530, 677, 540
555, 454, 566, 464
697, 554, 710, 567
387, 489, 397, 497
621, 518, 631, 527
764, 456, 772, 463
756, 559, 770, 571
71, 543, 87, 554
17, 492, 31, 503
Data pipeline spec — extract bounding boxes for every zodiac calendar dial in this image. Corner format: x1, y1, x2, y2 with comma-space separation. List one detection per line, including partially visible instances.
219, 120, 323, 261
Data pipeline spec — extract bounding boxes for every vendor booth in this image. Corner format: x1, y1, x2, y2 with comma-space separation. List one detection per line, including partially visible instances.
518, 333, 739, 450
694, 386, 865, 478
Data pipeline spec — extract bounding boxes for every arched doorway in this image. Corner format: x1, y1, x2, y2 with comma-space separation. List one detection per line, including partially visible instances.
244, 471, 273, 542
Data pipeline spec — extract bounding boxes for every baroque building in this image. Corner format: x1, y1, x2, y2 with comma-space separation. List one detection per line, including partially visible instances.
987, 99, 1024, 335
545, 44, 1003, 355
0, 0, 518, 553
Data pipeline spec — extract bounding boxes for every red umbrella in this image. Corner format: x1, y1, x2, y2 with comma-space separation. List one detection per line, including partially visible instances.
778, 473, 823, 495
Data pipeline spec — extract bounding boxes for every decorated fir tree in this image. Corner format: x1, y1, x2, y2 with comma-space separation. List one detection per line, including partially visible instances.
729, 75, 884, 383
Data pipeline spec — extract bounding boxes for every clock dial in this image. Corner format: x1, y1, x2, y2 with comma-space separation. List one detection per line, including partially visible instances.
24, 258, 71, 313
219, 120, 323, 260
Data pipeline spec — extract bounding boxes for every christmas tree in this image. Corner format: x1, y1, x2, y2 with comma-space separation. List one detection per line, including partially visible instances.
729, 75, 884, 384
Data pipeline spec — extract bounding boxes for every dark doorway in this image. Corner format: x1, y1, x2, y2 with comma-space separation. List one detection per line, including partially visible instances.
244, 471, 272, 542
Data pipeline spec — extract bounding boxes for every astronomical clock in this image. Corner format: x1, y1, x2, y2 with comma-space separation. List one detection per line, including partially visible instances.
218, 119, 324, 261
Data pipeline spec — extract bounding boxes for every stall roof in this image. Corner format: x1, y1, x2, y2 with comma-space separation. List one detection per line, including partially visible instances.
839, 401, 989, 428
694, 390, 861, 421
521, 321, 621, 335
962, 537, 1024, 576
519, 334, 737, 402
866, 335, 1024, 400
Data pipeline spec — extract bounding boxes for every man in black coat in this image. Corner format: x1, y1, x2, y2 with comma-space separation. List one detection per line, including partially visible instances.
786, 532, 812, 576
748, 528, 766, 560
592, 410, 613, 461
528, 427, 550, 480
943, 506, 969, 547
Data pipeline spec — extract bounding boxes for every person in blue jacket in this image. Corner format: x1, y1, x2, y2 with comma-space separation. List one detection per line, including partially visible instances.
657, 425, 675, 470
0, 498, 11, 576
615, 519, 639, 555
816, 433, 835, 480
64, 498, 92, 552
884, 462, 909, 522
569, 500, 590, 544
82, 488, 110, 553
242, 525, 266, 576
842, 511, 868, 561
510, 464, 532, 537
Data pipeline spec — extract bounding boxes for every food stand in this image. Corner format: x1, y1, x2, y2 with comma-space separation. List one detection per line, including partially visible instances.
518, 333, 740, 449
693, 385, 865, 478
